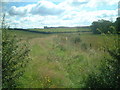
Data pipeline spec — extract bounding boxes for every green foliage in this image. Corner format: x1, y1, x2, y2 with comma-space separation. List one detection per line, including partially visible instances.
84, 33, 120, 88
0, 30, 2, 89
8, 29, 114, 88
73, 36, 81, 44
114, 17, 120, 34
4, 17, 119, 88
2, 15, 30, 88
2, 29, 30, 88
65, 55, 86, 88
91, 19, 114, 34
81, 43, 87, 50
70, 34, 81, 44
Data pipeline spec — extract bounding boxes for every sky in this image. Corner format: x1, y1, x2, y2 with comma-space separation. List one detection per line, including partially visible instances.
1, 0, 119, 29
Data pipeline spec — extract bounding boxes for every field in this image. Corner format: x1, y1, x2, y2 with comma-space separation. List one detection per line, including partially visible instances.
29, 27, 90, 32
8, 28, 115, 88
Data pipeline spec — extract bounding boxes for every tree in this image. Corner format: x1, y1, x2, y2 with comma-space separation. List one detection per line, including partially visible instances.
91, 21, 101, 34
91, 19, 114, 34
114, 17, 120, 34
2, 14, 31, 88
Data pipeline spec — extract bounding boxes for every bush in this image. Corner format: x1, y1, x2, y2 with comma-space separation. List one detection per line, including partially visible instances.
84, 33, 120, 88
70, 34, 81, 44
2, 14, 31, 88
81, 43, 87, 50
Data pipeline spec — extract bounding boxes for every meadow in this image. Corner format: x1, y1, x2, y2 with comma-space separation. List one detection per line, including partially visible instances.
29, 27, 90, 32
8, 28, 115, 88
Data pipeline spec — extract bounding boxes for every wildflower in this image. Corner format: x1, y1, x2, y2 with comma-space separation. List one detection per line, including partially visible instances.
48, 79, 51, 82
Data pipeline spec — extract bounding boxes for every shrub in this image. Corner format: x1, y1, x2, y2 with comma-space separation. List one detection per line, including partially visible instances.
70, 34, 81, 44
81, 43, 87, 50
84, 33, 120, 88
2, 14, 31, 88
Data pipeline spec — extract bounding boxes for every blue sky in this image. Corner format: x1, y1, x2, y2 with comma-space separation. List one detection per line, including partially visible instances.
2, 0, 119, 28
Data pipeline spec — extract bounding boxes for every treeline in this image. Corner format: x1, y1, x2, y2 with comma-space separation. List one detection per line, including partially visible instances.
91, 17, 120, 34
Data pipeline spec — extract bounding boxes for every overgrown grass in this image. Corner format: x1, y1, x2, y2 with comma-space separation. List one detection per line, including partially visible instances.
8, 30, 115, 88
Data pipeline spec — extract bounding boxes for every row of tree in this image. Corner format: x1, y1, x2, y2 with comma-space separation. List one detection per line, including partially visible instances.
91, 17, 120, 34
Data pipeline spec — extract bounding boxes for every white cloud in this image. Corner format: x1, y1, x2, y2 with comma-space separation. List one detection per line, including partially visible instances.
8, 4, 35, 16
85, 0, 119, 8
65, 0, 89, 6
1, 0, 39, 2
104, 0, 119, 5
6, 0, 118, 28
8, 1, 65, 16
8, 6, 27, 16
7, 9, 118, 28
30, 1, 65, 16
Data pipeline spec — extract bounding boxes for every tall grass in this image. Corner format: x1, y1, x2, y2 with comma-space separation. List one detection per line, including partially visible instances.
8, 30, 116, 88
84, 33, 120, 88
